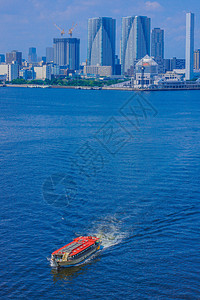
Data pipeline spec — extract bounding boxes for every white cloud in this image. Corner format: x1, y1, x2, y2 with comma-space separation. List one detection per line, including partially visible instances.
145, 1, 162, 11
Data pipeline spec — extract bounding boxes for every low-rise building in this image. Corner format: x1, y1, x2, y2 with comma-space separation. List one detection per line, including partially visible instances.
154, 71, 184, 84
83, 65, 112, 77
19, 68, 35, 80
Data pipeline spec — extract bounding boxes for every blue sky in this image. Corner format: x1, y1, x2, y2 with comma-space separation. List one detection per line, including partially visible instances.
0, 0, 200, 61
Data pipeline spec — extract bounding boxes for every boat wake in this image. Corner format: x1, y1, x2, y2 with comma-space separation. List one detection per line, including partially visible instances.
89, 214, 128, 251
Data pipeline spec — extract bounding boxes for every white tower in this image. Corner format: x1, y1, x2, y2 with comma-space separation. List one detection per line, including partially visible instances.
185, 12, 194, 80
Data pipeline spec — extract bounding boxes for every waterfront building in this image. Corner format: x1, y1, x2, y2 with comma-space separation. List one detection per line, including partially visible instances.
131, 55, 158, 88
152, 71, 200, 89
0, 65, 8, 79
53, 38, 80, 70
46, 47, 54, 63
151, 28, 164, 73
87, 17, 116, 73
0, 54, 5, 63
34, 65, 51, 80
121, 16, 150, 75
19, 68, 35, 80
6, 50, 22, 66
0, 61, 19, 81
84, 65, 112, 77
155, 71, 184, 83
28, 47, 37, 63
185, 12, 194, 80
194, 49, 200, 70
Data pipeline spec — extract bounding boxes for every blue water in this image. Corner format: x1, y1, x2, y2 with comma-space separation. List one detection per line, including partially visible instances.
0, 87, 200, 299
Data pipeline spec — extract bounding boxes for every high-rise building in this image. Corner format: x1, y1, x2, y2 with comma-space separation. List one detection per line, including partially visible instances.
151, 28, 164, 59
6, 50, 22, 66
185, 12, 194, 80
28, 47, 37, 63
46, 47, 54, 63
87, 17, 116, 73
0, 54, 5, 63
121, 16, 150, 75
53, 38, 80, 70
194, 49, 200, 70
151, 28, 164, 73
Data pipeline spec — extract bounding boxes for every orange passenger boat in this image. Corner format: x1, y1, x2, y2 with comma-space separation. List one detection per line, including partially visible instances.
51, 236, 101, 267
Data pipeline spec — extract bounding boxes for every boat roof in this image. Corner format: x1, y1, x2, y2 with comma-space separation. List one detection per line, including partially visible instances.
52, 236, 99, 256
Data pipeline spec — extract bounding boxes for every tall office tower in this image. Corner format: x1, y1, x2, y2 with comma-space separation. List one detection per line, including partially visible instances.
0, 54, 5, 63
151, 28, 164, 73
53, 38, 80, 70
87, 17, 116, 73
46, 47, 54, 63
6, 50, 22, 66
194, 49, 200, 70
28, 47, 37, 63
185, 12, 194, 80
121, 16, 150, 75
151, 28, 164, 59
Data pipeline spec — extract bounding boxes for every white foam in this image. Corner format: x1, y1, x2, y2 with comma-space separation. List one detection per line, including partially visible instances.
89, 215, 128, 251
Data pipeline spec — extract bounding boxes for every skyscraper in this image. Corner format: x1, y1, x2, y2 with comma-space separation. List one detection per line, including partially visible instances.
46, 47, 54, 63
151, 28, 164, 73
87, 17, 116, 73
28, 47, 37, 63
151, 28, 164, 59
6, 50, 22, 66
121, 16, 150, 75
185, 12, 194, 80
194, 49, 200, 70
53, 38, 80, 70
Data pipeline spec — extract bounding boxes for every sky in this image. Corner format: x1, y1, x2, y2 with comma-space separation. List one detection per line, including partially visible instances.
0, 0, 200, 62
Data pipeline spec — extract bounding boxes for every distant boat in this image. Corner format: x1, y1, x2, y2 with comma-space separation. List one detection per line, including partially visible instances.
51, 236, 101, 268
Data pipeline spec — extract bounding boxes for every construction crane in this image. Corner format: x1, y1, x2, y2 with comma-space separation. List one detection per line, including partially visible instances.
68, 23, 77, 38
54, 23, 66, 36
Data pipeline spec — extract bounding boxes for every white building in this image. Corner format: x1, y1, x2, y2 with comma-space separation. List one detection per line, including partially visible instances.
131, 55, 158, 88
34, 65, 51, 80
0, 62, 19, 81
185, 12, 194, 80
154, 71, 184, 84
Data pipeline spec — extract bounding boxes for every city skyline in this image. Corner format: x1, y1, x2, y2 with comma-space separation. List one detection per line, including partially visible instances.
0, 0, 200, 62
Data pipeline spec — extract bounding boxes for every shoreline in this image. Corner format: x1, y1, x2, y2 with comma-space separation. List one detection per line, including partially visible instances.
1, 83, 200, 92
